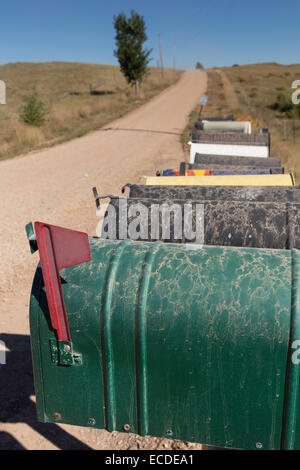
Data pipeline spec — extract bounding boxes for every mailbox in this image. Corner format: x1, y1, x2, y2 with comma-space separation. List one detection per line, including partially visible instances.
145, 174, 294, 186
159, 169, 277, 176
180, 162, 284, 175
194, 155, 281, 167
195, 115, 235, 123
27, 221, 300, 449
124, 184, 300, 202
191, 131, 270, 146
101, 196, 300, 249
195, 121, 252, 133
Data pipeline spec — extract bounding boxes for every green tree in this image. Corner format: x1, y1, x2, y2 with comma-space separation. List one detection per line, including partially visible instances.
21, 92, 46, 126
195, 62, 204, 70
113, 10, 151, 96
272, 92, 300, 118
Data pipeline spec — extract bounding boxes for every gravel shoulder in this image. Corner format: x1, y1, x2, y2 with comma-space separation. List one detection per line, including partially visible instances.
0, 70, 207, 450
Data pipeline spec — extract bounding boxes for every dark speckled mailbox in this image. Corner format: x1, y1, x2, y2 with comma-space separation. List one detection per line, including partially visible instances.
194, 154, 281, 167
101, 196, 300, 248
125, 184, 300, 203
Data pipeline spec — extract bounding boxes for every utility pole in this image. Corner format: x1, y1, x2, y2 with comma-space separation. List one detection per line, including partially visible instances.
158, 34, 164, 78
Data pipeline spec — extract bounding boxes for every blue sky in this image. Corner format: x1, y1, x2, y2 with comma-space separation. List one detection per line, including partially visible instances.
1, 0, 300, 69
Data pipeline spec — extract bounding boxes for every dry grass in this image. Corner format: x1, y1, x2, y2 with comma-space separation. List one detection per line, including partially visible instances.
0, 62, 181, 160
182, 64, 300, 181
181, 70, 244, 149
223, 63, 300, 178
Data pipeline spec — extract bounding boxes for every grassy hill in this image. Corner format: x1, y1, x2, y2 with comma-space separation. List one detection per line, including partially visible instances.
183, 63, 300, 179
0, 62, 181, 160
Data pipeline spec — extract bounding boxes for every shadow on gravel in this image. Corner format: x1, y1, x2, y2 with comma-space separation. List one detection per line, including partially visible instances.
0, 333, 92, 450
0, 432, 25, 450
102, 127, 181, 136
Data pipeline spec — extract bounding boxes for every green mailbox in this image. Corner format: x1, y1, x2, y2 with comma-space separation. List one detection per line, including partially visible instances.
27, 221, 300, 450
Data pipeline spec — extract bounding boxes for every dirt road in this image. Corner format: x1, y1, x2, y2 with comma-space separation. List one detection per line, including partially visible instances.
0, 70, 207, 450
216, 69, 240, 110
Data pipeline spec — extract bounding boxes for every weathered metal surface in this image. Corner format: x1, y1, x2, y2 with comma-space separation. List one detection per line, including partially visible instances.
159, 168, 277, 176
125, 184, 300, 202
194, 154, 281, 167
191, 131, 270, 146
29, 230, 300, 449
145, 174, 294, 186
102, 197, 300, 248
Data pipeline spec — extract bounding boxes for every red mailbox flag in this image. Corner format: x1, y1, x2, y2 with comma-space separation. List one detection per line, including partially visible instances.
34, 222, 91, 342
